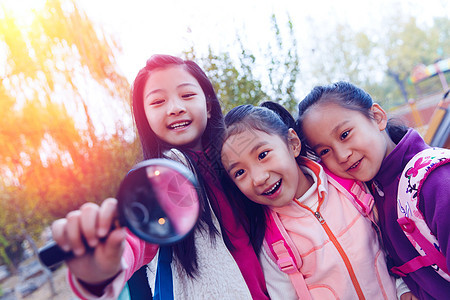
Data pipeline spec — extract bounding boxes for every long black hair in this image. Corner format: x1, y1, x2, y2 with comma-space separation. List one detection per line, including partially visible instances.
296, 81, 408, 157
221, 101, 302, 254
130, 54, 227, 277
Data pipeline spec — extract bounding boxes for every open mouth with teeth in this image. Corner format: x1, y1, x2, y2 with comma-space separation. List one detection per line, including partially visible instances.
168, 121, 191, 130
262, 179, 282, 196
348, 159, 361, 170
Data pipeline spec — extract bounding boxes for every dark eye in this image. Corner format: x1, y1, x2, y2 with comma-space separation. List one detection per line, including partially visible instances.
182, 93, 196, 99
258, 151, 268, 160
340, 130, 350, 140
318, 149, 329, 156
150, 99, 164, 105
234, 169, 245, 178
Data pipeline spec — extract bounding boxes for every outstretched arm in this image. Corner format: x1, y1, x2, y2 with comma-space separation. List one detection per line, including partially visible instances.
51, 198, 126, 285
52, 198, 159, 299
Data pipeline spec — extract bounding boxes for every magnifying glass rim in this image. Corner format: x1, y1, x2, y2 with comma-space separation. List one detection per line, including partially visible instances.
117, 158, 200, 245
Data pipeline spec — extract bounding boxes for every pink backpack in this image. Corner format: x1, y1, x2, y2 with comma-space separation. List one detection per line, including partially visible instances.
391, 147, 450, 281
264, 150, 450, 298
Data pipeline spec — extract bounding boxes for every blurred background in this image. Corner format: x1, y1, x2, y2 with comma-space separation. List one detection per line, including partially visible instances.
0, 0, 449, 298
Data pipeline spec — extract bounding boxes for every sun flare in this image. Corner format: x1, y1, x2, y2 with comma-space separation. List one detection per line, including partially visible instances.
1, 0, 47, 26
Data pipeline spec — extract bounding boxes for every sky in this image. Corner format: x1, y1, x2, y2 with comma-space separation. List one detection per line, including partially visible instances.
0, 0, 448, 150
73, 0, 450, 83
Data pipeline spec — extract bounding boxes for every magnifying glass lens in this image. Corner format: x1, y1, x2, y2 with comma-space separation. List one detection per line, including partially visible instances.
38, 159, 200, 268
118, 159, 200, 245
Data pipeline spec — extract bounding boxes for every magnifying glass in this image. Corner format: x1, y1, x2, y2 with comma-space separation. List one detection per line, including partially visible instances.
38, 159, 200, 268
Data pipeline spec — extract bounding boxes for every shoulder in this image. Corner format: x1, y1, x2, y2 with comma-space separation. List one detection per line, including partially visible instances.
163, 148, 197, 174
164, 148, 189, 165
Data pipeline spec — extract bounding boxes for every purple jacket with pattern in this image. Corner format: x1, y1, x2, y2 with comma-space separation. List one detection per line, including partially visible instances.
371, 129, 450, 299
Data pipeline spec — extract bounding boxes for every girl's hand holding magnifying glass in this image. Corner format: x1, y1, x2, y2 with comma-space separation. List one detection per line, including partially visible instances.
50, 198, 126, 286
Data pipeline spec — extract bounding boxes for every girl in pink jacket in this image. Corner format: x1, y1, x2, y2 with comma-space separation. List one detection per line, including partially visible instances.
220, 101, 408, 299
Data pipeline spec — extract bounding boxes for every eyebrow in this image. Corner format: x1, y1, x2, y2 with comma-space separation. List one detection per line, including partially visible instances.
311, 120, 349, 151
225, 140, 268, 173
331, 120, 349, 135
144, 82, 198, 99
144, 89, 163, 99
226, 162, 238, 174
250, 141, 268, 155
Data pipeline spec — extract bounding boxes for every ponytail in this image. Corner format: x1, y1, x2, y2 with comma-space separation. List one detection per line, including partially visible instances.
260, 101, 296, 129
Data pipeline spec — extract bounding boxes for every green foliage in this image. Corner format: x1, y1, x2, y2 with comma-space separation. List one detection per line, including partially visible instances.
0, 234, 11, 266
433, 17, 450, 57
265, 14, 301, 113
378, 15, 450, 105
306, 14, 449, 109
185, 14, 301, 115
199, 47, 268, 113
307, 23, 378, 93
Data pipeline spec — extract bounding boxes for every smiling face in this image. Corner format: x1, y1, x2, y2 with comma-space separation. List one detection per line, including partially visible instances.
143, 65, 210, 151
301, 102, 395, 182
221, 128, 312, 207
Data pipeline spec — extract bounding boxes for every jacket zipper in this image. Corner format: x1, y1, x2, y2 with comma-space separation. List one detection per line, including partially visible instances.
313, 211, 366, 300
294, 159, 366, 299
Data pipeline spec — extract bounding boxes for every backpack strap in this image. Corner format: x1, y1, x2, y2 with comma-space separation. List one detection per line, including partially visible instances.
321, 164, 374, 217
394, 147, 450, 281
264, 210, 312, 300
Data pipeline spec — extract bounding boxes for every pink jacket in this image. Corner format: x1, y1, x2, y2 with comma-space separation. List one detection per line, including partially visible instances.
261, 159, 397, 299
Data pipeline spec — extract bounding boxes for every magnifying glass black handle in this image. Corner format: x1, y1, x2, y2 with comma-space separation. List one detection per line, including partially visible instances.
39, 241, 74, 268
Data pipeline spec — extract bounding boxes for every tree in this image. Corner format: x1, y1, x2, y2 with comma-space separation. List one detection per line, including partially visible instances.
305, 13, 450, 108
306, 23, 378, 95
200, 46, 268, 113
185, 14, 301, 114
0, 0, 139, 288
433, 17, 450, 58
382, 16, 433, 103
265, 14, 301, 113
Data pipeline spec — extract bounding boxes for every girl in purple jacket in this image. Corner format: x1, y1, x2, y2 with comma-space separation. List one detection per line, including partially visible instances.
296, 81, 450, 299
